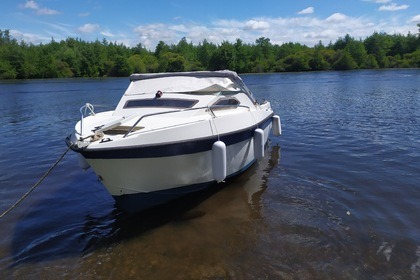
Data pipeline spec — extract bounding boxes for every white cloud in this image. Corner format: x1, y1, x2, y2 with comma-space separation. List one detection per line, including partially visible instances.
78, 23, 100, 33
24, 0, 39, 10
170, 24, 190, 33
298, 7, 314, 15
22, 0, 60, 15
13, 6, 418, 51
409, 15, 420, 23
213, 19, 244, 29
379, 3, 409, 11
134, 24, 179, 48
134, 14, 374, 49
325, 13, 348, 22
244, 20, 270, 31
10, 29, 49, 44
372, 0, 392, 3
101, 31, 115, 37
37, 8, 60, 15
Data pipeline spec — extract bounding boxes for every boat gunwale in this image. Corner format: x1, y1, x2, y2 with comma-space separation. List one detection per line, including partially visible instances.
69, 113, 274, 159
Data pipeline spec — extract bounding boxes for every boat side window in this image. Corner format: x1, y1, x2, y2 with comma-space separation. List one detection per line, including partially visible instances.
124, 98, 198, 109
211, 97, 240, 110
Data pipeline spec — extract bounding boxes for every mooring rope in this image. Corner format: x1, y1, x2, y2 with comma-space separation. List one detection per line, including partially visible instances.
0, 146, 72, 219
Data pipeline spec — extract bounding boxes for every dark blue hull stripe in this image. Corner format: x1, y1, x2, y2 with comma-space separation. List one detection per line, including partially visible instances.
112, 158, 257, 213
81, 113, 273, 159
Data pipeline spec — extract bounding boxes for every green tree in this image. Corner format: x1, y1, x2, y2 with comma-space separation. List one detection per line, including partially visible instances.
403, 50, 420, 67
282, 52, 311, 72
234, 39, 251, 73
0, 30, 14, 45
142, 53, 159, 72
332, 50, 358, 70
255, 37, 272, 60
158, 52, 186, 72
128, 54, 146, 73
108, 54, 130, 76
364, 32, 392, 68
333, 34, 353, 50
209, 41, 236, 71
346, 40, 367, 68
174, 37, 196, 65
0, 61, 17, 79
309, 50, 330, 71
196, 39, 217, 70
155, 41, 170, 58
364, 54, 379, 69
275, 42, 309, 61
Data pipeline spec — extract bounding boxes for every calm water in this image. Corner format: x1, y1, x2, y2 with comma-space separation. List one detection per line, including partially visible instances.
0, 70, 419, 279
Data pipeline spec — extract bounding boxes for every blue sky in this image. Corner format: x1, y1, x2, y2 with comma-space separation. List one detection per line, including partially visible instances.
1, 0, 419, 50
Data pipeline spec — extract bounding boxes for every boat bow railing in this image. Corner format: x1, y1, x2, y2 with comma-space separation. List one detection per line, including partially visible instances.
122, 105, 251, 138
79, 103, 95, 135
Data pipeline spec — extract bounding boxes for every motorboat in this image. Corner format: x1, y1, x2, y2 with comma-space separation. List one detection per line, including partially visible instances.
66, 70, 281, 213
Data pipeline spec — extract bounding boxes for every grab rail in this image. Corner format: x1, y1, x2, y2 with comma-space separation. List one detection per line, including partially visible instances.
123, 106, 209, 138
122, 104, 251, 138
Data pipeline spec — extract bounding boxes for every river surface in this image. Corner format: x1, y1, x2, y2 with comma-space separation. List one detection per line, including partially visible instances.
0, 70, 419, 279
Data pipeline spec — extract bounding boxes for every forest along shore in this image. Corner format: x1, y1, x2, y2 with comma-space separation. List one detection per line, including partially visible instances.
0, 27, 419, 79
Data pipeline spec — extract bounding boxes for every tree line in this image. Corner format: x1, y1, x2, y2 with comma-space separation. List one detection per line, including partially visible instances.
0, 26, 419, 79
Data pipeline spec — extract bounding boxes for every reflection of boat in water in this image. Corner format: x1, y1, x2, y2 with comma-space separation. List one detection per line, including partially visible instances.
66, 71, 282, 213
241, 143, 281, 211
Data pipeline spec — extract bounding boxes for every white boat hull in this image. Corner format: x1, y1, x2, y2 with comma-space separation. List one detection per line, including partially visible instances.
76, 118, 272, 212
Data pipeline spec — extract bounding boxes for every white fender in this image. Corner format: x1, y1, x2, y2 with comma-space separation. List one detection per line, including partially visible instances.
272, 115, 282, 136
254, 128, 265, 160
77, 154, 90, 170
212, 141, 226, 182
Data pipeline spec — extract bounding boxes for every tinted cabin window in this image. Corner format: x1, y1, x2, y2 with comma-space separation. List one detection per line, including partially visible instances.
124, 99, 198, 109
211, 98, 240, 109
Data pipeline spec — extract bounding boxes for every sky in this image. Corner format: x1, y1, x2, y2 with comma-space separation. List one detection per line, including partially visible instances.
1, 0, 419, 50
